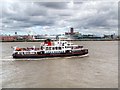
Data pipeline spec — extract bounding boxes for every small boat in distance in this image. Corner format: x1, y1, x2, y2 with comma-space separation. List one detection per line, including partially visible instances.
12, 39, 88, 58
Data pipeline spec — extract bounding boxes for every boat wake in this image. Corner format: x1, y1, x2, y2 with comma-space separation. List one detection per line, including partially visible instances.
78, 54, 89, 58
65, 54, 89, 58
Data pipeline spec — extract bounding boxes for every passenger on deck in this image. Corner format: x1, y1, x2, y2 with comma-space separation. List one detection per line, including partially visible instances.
47, 41, 52, 46
44, 39, 52, 46
44, 40, 48, 45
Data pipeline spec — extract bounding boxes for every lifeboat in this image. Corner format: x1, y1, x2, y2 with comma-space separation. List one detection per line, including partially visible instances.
12, 39, 88, 58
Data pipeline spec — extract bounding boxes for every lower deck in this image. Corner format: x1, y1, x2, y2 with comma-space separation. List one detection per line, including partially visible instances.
12, 49, 88, 58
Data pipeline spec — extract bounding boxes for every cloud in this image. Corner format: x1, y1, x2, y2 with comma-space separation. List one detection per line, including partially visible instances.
65, 1, 118, 33
1, 0, 118, 35
37, 2, 68, 9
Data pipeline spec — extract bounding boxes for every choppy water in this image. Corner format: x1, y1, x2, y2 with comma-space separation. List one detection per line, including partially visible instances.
1, 41, 118, 88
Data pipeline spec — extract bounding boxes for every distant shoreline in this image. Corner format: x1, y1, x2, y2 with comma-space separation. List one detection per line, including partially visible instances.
1, 39, 119, 42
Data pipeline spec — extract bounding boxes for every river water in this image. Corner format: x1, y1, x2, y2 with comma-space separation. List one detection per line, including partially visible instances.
1, 41, 118, 88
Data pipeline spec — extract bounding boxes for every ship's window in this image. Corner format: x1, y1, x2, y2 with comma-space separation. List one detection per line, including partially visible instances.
52, 47, 55, 50
59, 47, 61, 50
37, 52, 41, 54
46, 47, 48, 50
55, 47, 57, 50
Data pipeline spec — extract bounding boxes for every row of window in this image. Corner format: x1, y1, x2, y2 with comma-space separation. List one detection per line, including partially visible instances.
46, 47, 62, 50
16, 52, 37, 54
15, 51, 64, 55
45, 51, 65, 53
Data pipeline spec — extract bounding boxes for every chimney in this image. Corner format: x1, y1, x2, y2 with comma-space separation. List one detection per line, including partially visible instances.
70, 27, 74, 34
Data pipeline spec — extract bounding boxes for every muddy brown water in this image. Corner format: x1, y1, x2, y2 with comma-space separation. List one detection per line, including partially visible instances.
1, 41, 118, 88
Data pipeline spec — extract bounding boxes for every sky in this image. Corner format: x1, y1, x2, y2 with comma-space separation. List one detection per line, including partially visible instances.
0, 0, 118, 36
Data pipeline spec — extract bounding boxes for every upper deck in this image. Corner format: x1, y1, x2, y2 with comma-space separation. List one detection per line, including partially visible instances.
12, 40, 84, 54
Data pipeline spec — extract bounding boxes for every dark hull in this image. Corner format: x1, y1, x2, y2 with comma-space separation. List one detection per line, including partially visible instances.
12, 49, 88, 59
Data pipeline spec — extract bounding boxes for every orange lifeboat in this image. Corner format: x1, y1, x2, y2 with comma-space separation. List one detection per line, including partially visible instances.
16, 47, 21, 51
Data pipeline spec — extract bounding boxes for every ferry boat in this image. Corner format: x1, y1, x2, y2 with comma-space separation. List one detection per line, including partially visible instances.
12, 39, 88, 58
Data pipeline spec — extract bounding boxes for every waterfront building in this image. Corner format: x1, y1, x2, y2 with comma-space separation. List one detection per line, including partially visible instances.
33, 34, 68, 40
0, 36, 17, 41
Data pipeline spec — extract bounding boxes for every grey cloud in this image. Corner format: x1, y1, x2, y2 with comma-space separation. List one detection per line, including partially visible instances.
25, 3, 47, 16
8, 14, 30, 21
2, 2, 56, 31
37, 2, 68, 9
67, 1, 118, 31
1, 1, 118, 35
29, 19, 55, 26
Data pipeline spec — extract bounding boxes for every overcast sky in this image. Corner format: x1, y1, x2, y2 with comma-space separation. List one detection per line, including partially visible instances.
1, 0, 118, 35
